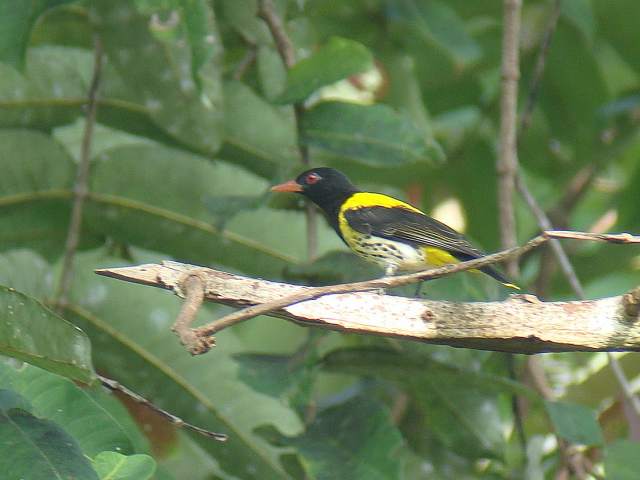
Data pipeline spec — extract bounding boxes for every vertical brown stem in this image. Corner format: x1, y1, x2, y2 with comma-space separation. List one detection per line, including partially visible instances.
497, 0, 522, 279
54, 37, 103, 308
258, 0, 318, 260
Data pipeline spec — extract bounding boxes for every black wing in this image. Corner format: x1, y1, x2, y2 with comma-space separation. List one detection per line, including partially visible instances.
344, 206, 511, 283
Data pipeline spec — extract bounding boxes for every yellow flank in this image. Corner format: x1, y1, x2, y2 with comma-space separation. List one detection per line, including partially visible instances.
422, 247, 457, 266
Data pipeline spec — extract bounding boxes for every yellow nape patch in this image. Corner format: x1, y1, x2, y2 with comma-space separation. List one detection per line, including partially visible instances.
341, 192, 424, 214
423, 247, 458, 266
502, 282, 521, 290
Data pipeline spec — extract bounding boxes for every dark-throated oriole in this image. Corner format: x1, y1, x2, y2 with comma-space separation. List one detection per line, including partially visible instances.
271, 167, 517, 288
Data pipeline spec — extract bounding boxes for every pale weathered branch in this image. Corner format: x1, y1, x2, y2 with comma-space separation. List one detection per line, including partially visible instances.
95, 231, 640, 356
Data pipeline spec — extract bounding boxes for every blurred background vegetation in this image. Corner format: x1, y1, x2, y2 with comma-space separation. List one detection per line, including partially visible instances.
1, 0, 640, 478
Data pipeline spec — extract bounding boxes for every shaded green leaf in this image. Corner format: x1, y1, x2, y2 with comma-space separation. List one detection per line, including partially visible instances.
0, 0, 76, 70
394, 0, 481, 68
92, 0, 224, 155
0, 388, 32, 413
0, 362, 147, 457
256, 397, 404, 480
93, 451, 156, 480
0, 129, 78, 257
302, 101, 444, 167
322, 347, 527, 458
0, 286, 95, 384
86, 144, 303, 275
276, 37, 373, 104
545, 400, 604, 446
605, 440, 640, 480
0, 408, 98, 480
64, 249, 303, 480
593, 0, 640, 74
220, 80, 297, 177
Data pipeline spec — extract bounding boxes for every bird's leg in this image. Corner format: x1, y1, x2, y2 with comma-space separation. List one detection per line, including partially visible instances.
377, 265, 397, 295
414, 282, 424, 298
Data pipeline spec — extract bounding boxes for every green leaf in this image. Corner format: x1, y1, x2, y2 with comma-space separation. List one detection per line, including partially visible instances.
219, 0, 272, 45
92, 0, 224, 155
0, 388, 33, 413
93, 452, 156, 480
256, 397, 405, 480
0, 0, 76, 70
322, 347, 526, 458
544, 400, 604, 446
220, 80, 297, 177
86, 144, 303, 275
0, 46, 200, 152
0, 408, 98, 480
593, 0, 640, 74
276, 37, 373, 104
0, 129, 77, 256
605, 440, 640, 480
539, 21, 610, 154
0, 362, 147, 457
394, 0, 481, 68
0, 286, 95, 384
301, 101, 444, 167
63, 249, 303, 480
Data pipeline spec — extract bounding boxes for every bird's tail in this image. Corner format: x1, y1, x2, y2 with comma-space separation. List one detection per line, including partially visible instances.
481, 265, 520, 290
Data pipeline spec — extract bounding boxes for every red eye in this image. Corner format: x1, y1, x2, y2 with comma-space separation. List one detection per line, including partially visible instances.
306, 173, 321, 185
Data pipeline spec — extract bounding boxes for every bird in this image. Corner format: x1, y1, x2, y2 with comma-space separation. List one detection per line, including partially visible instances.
271, 167, 518, 289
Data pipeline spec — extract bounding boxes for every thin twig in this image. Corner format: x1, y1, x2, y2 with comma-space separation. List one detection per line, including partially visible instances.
232, 45, 257, 81
516, 174, 586, 298
194, 231, 639, 338
518, 0, 562, 135
54, 37, 103, 308
99, 374, 227, 442
497, 0, 523, 279
257, 0, 318, 260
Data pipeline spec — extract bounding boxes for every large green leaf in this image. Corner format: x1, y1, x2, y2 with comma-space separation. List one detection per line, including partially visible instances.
544, 401, 604, 446
276, 37, 373, 104
539, 20, 610, 156
393, 0, 481, 69
93, 452, 156, 480
92, 0, 224, 155
322, 347, 518, 458
0, 46, 200, 152
219, 80, 297, 177
301, 101, 444, 167
0, 0, 76, 70
63, 249, 303, 480
0, 129, 77, 256
0, 286, 95, 384
257, 397, 405, 480
85, 143, 308, 275
0, 362, 148, 457
0, 407, 98, 480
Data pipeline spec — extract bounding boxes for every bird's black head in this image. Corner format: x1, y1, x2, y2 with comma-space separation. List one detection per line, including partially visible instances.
271, 167, 358, 213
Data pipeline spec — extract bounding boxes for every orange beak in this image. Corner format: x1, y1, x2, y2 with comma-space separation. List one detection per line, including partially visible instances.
270, 180, 303, 193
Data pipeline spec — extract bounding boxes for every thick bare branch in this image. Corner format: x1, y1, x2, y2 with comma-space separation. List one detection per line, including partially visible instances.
96, 230, 640, 355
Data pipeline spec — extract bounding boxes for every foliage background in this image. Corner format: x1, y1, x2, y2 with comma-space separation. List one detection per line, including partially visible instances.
1, 0, 640, 478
